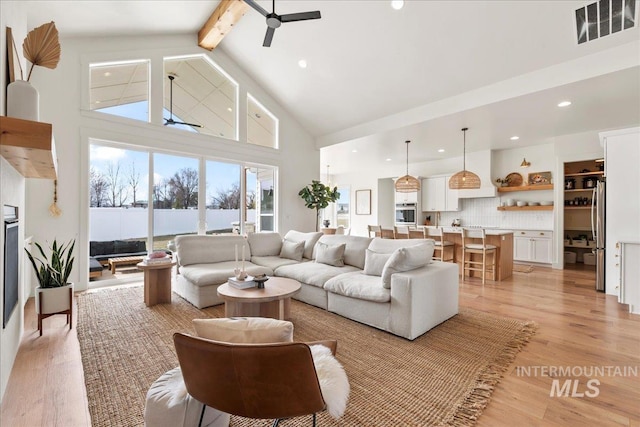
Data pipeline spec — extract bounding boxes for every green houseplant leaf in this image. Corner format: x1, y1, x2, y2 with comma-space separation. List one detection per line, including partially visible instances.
298, 180, 340, 231
25, 238, 75, 288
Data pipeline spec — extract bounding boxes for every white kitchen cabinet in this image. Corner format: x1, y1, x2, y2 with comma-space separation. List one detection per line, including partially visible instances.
421, 176, 459, 212
394, 190, 418, 204
513, 230, 552, 264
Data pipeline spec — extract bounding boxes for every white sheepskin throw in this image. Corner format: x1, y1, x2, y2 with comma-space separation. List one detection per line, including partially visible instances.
310, 344, 350, 419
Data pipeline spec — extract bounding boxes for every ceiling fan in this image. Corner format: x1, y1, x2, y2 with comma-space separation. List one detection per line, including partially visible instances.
164, 75, 201, 128
244, 0, 321, 47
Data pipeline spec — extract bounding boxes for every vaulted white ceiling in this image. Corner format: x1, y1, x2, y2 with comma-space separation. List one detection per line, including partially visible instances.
24, 1, 640, 173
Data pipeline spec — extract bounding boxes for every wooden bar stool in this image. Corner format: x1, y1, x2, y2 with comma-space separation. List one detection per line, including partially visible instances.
461, 228, 497, 284
367, 225, 382, 238
426, 227, 455, 262
394, 225, 410, 239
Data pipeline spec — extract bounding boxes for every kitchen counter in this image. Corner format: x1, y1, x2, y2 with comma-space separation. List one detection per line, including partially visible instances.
419, 226, 514, 281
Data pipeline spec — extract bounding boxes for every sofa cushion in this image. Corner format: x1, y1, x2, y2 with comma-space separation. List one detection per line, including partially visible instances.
247, 232, 283, 257
251, 256, 300, 271
175, 235, 250, 266
192, 317, 293, 343
324, 272, 390, 303
283, 230, 323, 260
363, 249, 391, 276
275, 262, 359, 288
315, 242, 346, 267
89, 240, 115, 257
315, 235, 373, 269
114, 239, 146, 254
381, 242, 434, 288
280, 239, 305, 261
368, 237, 435, 255
180, 261, 272, 287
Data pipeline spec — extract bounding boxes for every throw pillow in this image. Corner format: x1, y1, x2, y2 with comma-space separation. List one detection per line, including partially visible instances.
363, 249, 391, 276
315, 242, 346, 267
192, 317, 294, 343
280, 239, 305, 261
381, 242, 433, 288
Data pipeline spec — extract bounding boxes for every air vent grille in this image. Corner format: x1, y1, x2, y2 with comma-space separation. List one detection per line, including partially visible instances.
575, 0, 637, 44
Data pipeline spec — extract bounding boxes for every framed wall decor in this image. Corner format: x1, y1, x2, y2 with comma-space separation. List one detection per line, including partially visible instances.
528, 171, 552, 185
355, 190, 371, 215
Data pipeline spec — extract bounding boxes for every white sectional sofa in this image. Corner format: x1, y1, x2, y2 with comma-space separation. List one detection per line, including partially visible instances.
173, 231, 459, 340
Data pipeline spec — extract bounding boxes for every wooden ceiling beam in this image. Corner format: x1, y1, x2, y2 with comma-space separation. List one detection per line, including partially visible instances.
198, 0, 250, 51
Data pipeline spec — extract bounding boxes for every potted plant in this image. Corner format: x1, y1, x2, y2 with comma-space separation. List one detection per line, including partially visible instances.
298, 180, 340, 231
25, 238, 75, 336
495, 177, 511, 187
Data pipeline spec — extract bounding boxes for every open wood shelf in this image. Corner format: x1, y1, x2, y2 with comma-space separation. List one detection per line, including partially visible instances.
497, 205, 553, 211
565, 188, 594, 192
497, 184, 553, 192
565, 171, 604, 177
0, 116, 57, 179
564, 206, 591, 210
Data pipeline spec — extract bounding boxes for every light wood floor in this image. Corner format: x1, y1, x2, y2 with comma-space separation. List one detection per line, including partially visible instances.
1, 268, 639, 426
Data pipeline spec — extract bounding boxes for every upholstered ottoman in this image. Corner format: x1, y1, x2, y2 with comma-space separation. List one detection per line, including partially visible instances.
144, 367, 230, 427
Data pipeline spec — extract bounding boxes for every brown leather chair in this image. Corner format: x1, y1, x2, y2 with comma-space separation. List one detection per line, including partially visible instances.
173, 332, 338, 427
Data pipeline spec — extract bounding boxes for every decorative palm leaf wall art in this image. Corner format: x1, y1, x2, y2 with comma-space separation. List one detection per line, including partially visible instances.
23, 21, 61, 81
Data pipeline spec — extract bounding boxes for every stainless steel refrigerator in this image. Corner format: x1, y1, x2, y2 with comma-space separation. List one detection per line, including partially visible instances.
591, 180, 606, 292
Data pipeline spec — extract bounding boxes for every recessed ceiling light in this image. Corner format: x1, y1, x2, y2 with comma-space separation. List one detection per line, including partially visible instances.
352, 149, 358, 153
386, 158, 392, 162
104, 72, 111, 77
298, 59, 307, 68
95, 100, 101, 104
510, 136, 519, 141
227, 107, 232, 112
558, 101, 572, 107
391, 0, 404, 10
438, 149, 445, 153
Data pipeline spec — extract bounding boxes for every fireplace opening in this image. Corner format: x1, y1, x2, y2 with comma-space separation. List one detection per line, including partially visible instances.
3, 205, 19, 328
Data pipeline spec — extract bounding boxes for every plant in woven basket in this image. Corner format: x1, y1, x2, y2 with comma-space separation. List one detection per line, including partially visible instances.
495, 177, 511, 187
18, 21, 61, 82
298, 180, 340, 231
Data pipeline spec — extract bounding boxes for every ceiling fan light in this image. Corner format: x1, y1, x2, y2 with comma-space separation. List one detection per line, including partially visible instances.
449, 127, 482, 190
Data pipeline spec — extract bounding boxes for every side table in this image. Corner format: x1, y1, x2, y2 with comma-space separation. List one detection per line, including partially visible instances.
137, 261, 176, 307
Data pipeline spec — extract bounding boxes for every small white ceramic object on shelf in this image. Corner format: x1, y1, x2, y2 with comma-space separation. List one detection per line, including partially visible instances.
506, 199, 516, 207
516, 201, 528, 207
529, 202, 540, 206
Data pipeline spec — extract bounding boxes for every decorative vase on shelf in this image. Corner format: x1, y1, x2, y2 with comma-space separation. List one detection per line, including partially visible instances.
7, 80, 39, 121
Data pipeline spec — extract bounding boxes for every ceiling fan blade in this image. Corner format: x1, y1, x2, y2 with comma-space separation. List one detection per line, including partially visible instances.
280, 11, 321, 22
244, 0, 269, 17
263, 26, 275, 47
165, 118, 202, 128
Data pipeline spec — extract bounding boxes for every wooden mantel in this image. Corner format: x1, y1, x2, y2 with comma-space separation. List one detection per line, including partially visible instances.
0, 116, 57, 179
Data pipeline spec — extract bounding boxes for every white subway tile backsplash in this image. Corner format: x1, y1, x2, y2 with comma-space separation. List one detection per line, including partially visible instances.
432, 197, 553, 230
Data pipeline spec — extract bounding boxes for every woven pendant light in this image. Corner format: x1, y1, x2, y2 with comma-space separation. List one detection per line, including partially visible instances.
395, 140, 421, 193
449, 128, 481, 189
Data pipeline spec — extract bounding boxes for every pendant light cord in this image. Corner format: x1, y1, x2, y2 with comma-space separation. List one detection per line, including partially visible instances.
461, 128, 468, 171
405, 140, 409, 175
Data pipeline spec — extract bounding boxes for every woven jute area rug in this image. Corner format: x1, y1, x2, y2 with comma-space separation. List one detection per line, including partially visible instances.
77, 286, 536, 427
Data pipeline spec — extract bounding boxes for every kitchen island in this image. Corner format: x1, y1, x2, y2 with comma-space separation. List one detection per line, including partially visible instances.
420, 227, 514, 281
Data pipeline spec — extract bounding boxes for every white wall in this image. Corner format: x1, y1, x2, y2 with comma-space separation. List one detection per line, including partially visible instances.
23, 33, 318, 296
1, 0, 28, 403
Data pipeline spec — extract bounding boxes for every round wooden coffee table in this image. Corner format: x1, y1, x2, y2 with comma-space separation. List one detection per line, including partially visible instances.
217, 277, 301, 320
